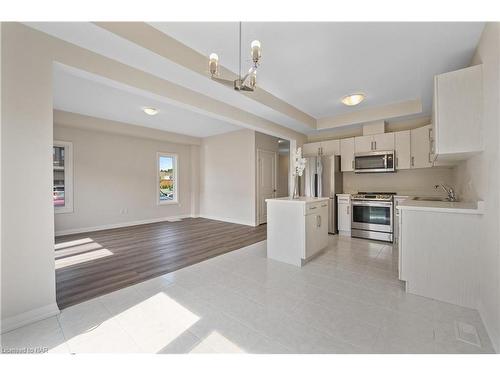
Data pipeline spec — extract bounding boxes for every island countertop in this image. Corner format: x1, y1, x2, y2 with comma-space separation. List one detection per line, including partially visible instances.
266, 197, 329, 204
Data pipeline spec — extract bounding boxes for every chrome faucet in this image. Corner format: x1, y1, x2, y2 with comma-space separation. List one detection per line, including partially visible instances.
434, 184, 458, 202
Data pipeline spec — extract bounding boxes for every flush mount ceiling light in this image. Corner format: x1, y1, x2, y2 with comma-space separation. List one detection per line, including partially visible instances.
143, 107, 158, 116
341, 93, 365, 106
208, 22, 262, 92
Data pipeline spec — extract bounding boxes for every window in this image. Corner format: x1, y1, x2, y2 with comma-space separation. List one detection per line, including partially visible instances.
53, 141, 73, 213
157, 153, 178, 204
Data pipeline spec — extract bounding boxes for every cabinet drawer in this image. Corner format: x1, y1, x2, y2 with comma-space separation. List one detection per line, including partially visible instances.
305, 203, 320, 215
337, 196, 350, 204
305, 201, 329, 215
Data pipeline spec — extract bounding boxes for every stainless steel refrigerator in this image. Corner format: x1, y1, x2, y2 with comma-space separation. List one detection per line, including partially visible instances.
301, 155, 343, 234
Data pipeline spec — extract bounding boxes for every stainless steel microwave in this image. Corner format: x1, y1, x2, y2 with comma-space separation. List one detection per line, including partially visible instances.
354, 150, 395, 173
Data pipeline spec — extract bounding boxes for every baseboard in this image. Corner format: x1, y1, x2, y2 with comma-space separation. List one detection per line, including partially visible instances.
1, 303, 60, 334
199, 214, 256, 227
478, 299, 499, 353
55, 215, 192, 236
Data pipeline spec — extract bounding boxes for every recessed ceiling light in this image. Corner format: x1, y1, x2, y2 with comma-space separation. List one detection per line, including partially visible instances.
143, 107, 158, 116
341, 93, 365, 106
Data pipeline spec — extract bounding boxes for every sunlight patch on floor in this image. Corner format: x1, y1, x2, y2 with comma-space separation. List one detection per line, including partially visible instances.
55, 248, 114, 269
189, 331, 245, 353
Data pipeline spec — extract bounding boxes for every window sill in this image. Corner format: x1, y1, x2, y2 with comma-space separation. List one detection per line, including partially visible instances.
158, 200, 179, 206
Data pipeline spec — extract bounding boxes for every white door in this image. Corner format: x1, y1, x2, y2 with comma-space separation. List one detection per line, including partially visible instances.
411, 125, 433, 169
354, 135, 373, 153
257, 149, 277, 224
340, 138, 355, 171
395, 130, 411, 169
373, 133, 395, 151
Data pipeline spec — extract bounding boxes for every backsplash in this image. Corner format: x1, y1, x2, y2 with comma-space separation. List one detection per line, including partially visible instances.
343, 167, 455, 196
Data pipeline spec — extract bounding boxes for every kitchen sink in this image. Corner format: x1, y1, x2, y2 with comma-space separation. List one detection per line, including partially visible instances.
412, 197, 451, 202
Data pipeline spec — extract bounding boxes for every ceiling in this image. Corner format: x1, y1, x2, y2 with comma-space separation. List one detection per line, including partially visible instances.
27, 22, 484, 138
53, 64, 240, 137
151, 22, 484, 119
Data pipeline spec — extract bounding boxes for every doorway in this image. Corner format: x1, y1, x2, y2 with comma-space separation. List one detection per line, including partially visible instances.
257, 149, 277, 225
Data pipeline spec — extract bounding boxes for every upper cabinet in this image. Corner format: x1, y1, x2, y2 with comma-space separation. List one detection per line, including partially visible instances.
354, 133, 394, 153
410, 125, 433, 169
302, 142, 321, 156
432, 65, 483, 162
321, 139, 340, 156
394, 130, 411, 170
340, 138, 355, 172
373, 133, 395, 151
306, 125, 434, 173
302, 139, 340, 156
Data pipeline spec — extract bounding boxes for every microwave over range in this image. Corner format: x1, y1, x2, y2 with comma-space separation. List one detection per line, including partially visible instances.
354, 150, 395, 173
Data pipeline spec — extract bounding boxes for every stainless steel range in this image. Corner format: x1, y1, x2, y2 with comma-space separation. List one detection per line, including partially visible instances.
351, 192, 395, 242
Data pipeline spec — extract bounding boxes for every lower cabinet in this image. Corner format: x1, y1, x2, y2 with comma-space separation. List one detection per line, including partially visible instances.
266, 198, 329, 267
337, 195, 351, 233
305, 203, 329, 259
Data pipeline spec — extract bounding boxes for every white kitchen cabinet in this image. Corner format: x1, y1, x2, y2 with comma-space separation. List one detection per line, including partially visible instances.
266, 197, 329, 267
302, 140, 340, 156
340, 138, 355, 172
320, 139, 340, 155
373, 133, 395, 151
394, 130, 411, 170
337, 194, 351, 234
302, 142, 321, 156
410, 124, 433, 169
398, 202, 483, 308
354, 135, 373, 153
354, 133, 394, 153
432, 64, 483, 162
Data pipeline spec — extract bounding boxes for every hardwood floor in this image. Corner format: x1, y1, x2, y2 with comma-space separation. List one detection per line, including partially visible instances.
55, 218, 267, 309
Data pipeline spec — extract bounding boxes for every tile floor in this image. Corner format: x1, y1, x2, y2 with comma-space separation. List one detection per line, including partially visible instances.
0, 235, 495, 354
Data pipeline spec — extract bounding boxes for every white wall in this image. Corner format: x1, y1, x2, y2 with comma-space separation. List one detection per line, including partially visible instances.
199, 129, 256, 226
453, 23, 500, 351
53, 123, 200, 235
343, 167, 455, 196
1, 23, 59, 331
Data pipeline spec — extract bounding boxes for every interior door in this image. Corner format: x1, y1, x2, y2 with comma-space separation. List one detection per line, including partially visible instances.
257, 149, 277, 224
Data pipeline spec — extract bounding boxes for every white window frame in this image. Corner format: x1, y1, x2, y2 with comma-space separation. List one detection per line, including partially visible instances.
54, 140, 74, 214
157, 152, 179, 205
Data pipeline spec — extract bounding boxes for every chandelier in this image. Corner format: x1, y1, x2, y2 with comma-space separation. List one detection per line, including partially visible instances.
208, 22, 262, 92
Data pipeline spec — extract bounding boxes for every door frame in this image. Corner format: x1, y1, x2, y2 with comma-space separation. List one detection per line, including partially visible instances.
256, 148, 278, 225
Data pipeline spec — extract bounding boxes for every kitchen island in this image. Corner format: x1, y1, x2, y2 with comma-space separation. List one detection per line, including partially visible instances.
266, 197, 329, 267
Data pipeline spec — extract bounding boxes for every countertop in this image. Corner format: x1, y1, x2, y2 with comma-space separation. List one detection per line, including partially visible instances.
398, 199, 484, 215
266, 197, 329, 204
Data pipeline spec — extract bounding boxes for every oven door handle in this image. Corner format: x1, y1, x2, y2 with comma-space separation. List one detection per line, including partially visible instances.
352, 201, 393, 207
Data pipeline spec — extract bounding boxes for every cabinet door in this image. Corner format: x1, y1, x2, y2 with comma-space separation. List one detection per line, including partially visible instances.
321, 139, 340, 155
305, 214, 319, 258
302, 142, 321, 156
354, 135, 373, 153
373, 133, 395, 151
337, 203, 351, 232
411, 125, 433, 169
394, 130, 411, 170
340, 138, 355, 171
317, 205, 329, 250
434, 65, 482, 156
